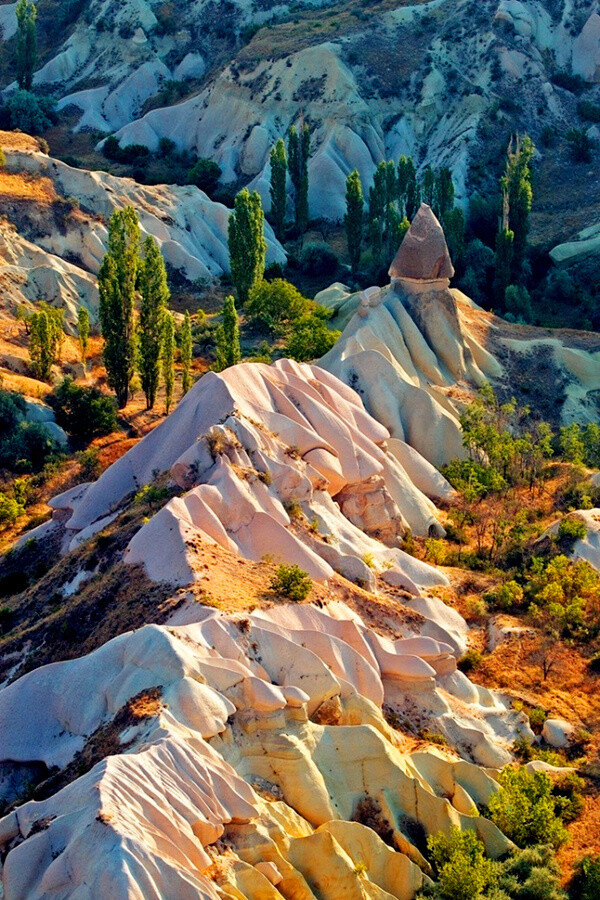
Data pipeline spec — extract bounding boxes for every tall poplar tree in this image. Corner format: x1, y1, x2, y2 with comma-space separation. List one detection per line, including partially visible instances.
345, 170, 363, 275
139, 235, 169, 410
77, 305, 89, 365
494, 191, 514, 306
215, 295, 241, 372
98, 207, 140, 408
502, 134, 534, 279
180, 310, 193, 395
161, 311, 175, 414
269, 138, 287, 241
288, 123, 310, 233
29, 310, 53, 381
228, 189, 266, 305
15, 0, 36, 91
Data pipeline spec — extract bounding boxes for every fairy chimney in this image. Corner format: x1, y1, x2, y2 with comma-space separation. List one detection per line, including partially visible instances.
389, 203, 454, 293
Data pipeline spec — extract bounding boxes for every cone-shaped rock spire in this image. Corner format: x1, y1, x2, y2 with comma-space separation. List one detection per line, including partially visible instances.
389, 203, 454, 281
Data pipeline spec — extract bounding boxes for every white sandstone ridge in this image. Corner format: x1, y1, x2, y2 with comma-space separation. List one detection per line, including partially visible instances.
318, 205, 503, 469
0, 220, 99, 332
318, 205, 600, 467
41, 359, 452, 594
0, 600, 532, 898
0, 141, 285, 326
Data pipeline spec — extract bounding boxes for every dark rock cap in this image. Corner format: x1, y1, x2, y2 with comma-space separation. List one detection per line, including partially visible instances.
389, 203, 455, 281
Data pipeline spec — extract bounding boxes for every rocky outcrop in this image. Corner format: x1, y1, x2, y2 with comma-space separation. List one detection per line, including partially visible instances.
389, 204, 454, 286
0, 600, 530, 897
40, 360, 448, 591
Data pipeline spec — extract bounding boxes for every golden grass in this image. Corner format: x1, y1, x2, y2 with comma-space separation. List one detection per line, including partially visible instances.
0, 131, 42, 152
0, 172, 57, 204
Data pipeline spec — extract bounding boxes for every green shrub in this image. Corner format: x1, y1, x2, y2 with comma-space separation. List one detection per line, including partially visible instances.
487, 767, 569, 848
484, 580, 524, 611
269, 564, 312, 602
425, 538, 447, 565
134, 484, 170, 507
187, 158, 222, 193
52, 378, 117, 442
551, 71, 586, 94
0, 422, 58, 473
6, 90, 54, 133
557, 514, 587, 547
284, 313, 340, 361
571, 853, 600, 900
578, 100, 600, 122
246, 279, 313, 337
0, 493, 24, 525
427, 827, 496, 900
458, 650, 483, 673
299, 242, 340, 277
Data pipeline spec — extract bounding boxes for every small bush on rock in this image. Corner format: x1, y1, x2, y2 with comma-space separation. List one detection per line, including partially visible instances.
269, 564, 312, 602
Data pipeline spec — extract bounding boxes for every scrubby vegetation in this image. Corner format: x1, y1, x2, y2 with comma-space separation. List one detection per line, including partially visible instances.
269, 563, 312, 602
418, 827, 566, 900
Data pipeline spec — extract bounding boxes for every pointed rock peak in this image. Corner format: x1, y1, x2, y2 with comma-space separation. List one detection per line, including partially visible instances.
389, 203, 455, 282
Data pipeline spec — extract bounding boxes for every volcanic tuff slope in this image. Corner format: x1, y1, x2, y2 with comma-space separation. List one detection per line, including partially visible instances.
2, 0, 600, 235
0, 356, 537, 899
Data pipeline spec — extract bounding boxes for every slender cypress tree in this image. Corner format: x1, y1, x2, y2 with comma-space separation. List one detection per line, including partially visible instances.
269, 138, 287, 241
228, 189, 266, 305
345, 170, 363, 275
422, 166, 435, 206
77, 305, 89, 365
397, 156, 416, 216
215, 295, 241, 372
502, 134, 534, 279
161, 311, 175, 414
494, 190, 514, 306
29, 310, 53, 381
369, 161, 388, 223
180, 310, 193, 395
15, 0, 36, 91
98, 207, 140, 408
139, 235, 169, 410
288, 123, 310, 233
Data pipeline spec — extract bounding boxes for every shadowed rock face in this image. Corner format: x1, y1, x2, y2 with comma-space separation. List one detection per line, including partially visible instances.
389, 204, 455, 282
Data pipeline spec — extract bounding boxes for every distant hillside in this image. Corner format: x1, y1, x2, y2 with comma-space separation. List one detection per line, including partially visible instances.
1, 0, 600, 248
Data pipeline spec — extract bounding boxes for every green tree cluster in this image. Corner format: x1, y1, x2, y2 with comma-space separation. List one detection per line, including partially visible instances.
228, 189, 267, 305
287, 123, 311, 233
488, 767, 569, 848
419, 828, 565, 900
98, 207, 184, 411
246, 279, 339, 362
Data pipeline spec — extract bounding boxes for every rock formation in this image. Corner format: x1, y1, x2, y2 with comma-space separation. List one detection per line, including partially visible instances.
389, 204, 454, 289
317, 211, 600, 467
2, 1, 599, 222
38, 360, 449, 594
0, 600, 531, 897
0, 136, 285, 328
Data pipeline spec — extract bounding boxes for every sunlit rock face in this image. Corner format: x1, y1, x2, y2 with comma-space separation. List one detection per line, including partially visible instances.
0, 600, 531, 898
